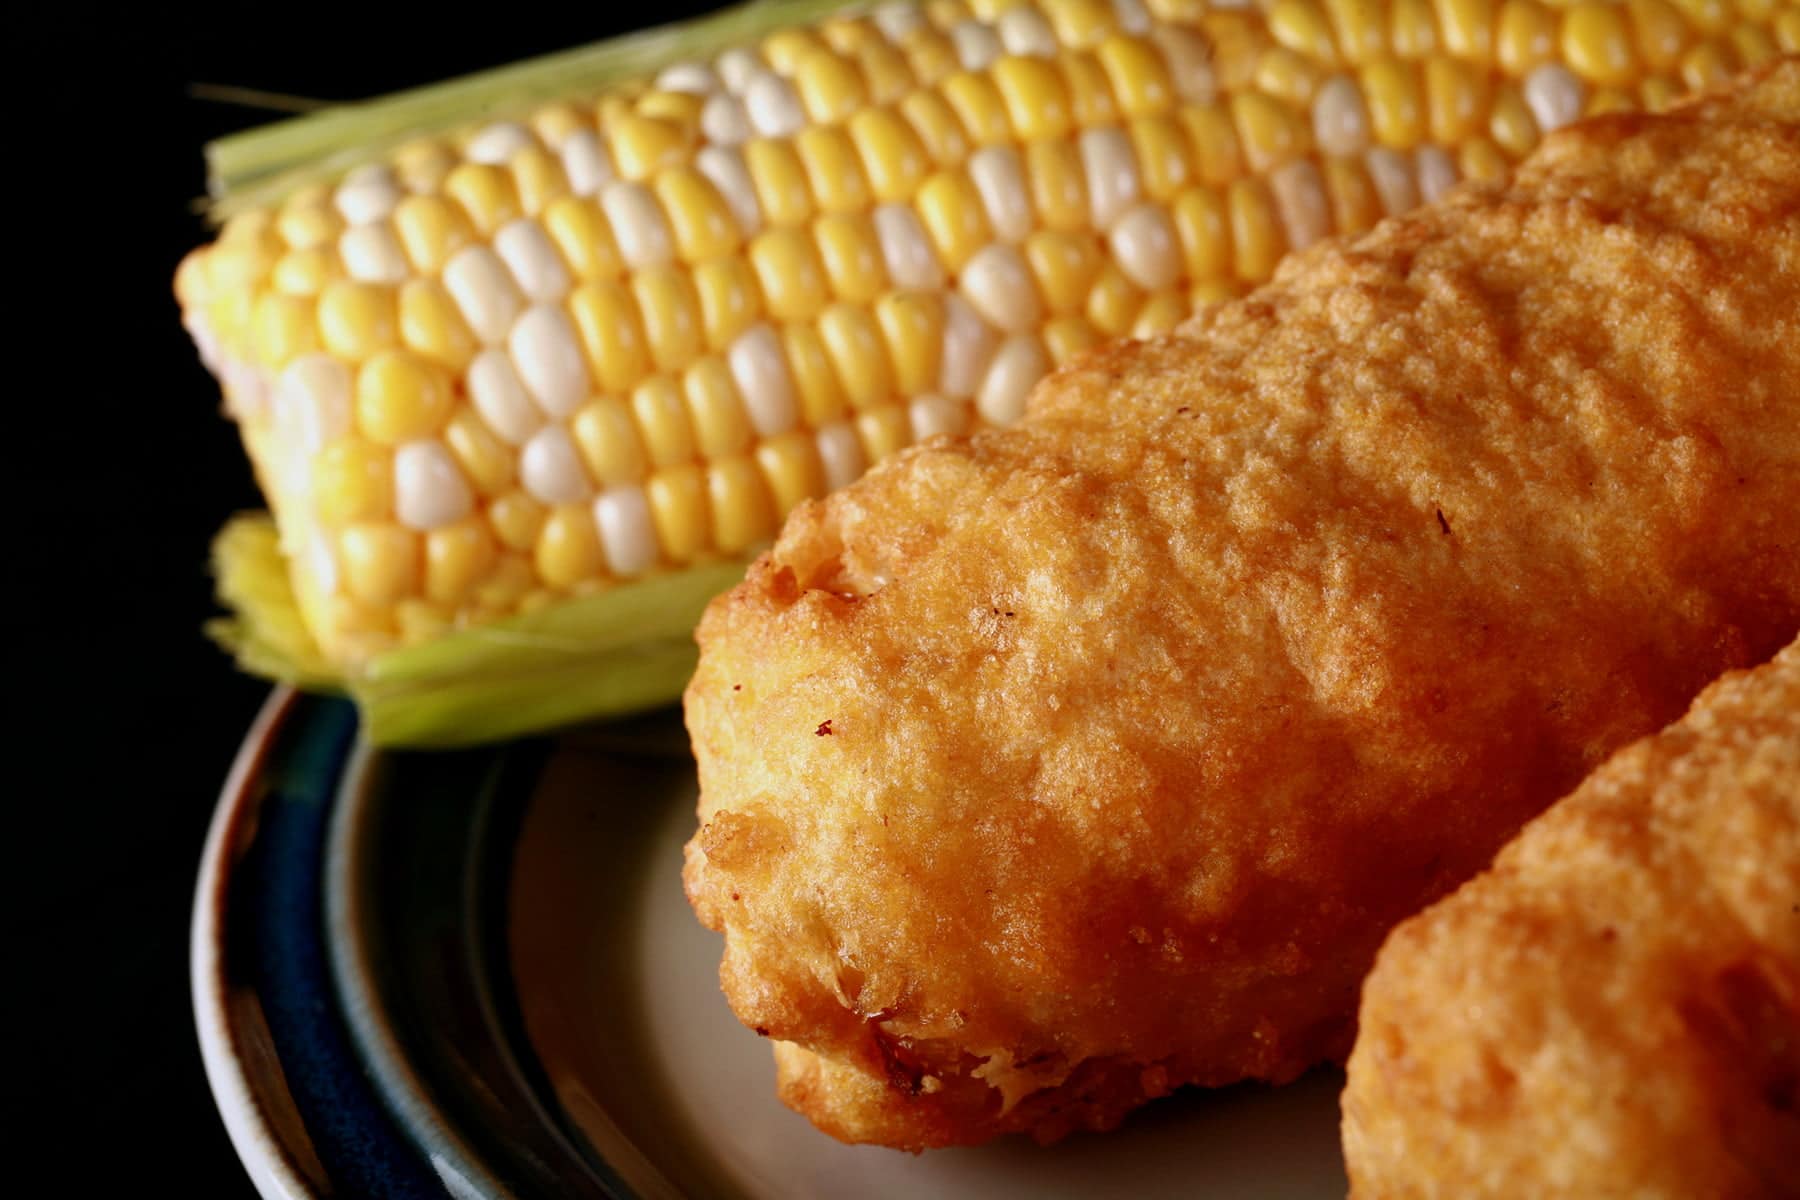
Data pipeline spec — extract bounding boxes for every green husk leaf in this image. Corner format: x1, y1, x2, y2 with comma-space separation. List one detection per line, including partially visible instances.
205, 0, 853, 219
208, 512, 747, 746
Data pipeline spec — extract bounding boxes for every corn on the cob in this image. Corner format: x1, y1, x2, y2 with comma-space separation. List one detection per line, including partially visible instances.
179, 0, 1797, 745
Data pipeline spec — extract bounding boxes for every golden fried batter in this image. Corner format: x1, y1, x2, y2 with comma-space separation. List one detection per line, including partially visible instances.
1342, 640, 1800, 1199
683, 63, 1800, 1151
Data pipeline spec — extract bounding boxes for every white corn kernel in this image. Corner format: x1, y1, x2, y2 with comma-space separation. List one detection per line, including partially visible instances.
560, 130, 616, 197
1416, 145, 1458, 203
494, 219, 572, 302
334, 164, 402, 225
1313, 75, 1372, 157
872, 1, 925, 42
509, 305, 590, 418
1154, 27, 1217, 103
339, 223, 410, 284
940, 292, 999, 399
701, 93, 753, 145
728, 323, 801, 436
307, 532, 340, 596
595, 486, 658, 576
521, 425, 593, 504
1109, 203, 1181, 289
443, 245, 526, 344
1269, 159, 1330, 252
395, 439, 474, 530
960, 243, 1043, 333
998, 7, 1059, 57
466, 122, 536, 165
468, 349, 545, 445
276, 354, 352, 453
909, 393, 969, 440
1080, 126, 1144, 229
976, 334, 1048, 426
952, 20, 1004, 69
696, 146, 764, 237
873, 203, 946, 289
657, 60, 720, 94
815, 421, 868, 491
1524, 64, 1584, 134
968, 145, 1036, 243
716, 47, 763, 95
1365, 146, 1420, 216
745, 71, 808, 137
1111, 0, 1152, 35
600, 180, 675, 270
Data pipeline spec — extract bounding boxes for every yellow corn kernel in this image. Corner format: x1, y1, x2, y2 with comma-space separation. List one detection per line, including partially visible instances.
314, 439, 393, 525
874, 291, 946, 395
1043, 0, 1117, 48
174, 250, 210, 308
1257, 46, 1328, 108
571, 401, 650, 486
861, 41, 915, 104
442, 163, 521, 236
1181, 103, 1247, 185
489, 491, 548, 552
1496, 0, 1559, 72
1172, 186, 1233, 281
206, 236, 277, 294
1585, 85, 1636, 114
596, 94, 637, 132
252, 292, 317, 368
849, 106, 931, 203
854, 405, 912, 463
820, 14, 877, 54
1191, 277, 1242, 307
744, 139, 816, 227
398, 280, 476, 372
1435, 0, 1496, 60
749, 226, 831, 322
1025, 140, 1091, 232
992, 55, 1075, 141
1326, 0, 1391, 62
1042, 314, 1103, 365
707, 457, 777, 553
207, 290, 254, 356
340, 523, 420, 606
1425, 56, 1491, 143
755, 430, 828, 515
1231, 90, 1311, 173
275, 203, 341, 252
391, 195, 471, 274
530, 103, 588, 149
817, 303, 896, 415
318, 280, 397, 362
916, 169, 993, 269
1323, 156, 1383, 235
1130, 115, 1195, 201
542, 197, 624, 281
637, 89, 706, 128
518, 588, 564, 616
1360, 59, 1426, 149
795, 125, 873, 213
782, 324, 849, 425
648, 465, 710, 563
393, 140, 457, 193
1097, 34, 1175, 117
424, 519, 498, 605
1667, 0, 1731, 33
630, 377, 698, 468
535, 505, 605, 588
355, 351, 452, 445
631, 267, 705, 373
608, 113, 692, 183
1776, 9, 1800, 55
1268, 0, 1342, 64
443, 411, 515, 497
1061, 51, 1121, 127
1679, 38, 1737, 91
272, 247, 338, 298
509, 146, 571, 214
1561, 2, 1640, 84
1736, 0, 1778, 19
1629, 0, 1694, 68
1488, 83, 1541, 157
899, 89, 972, 166
653, 168, 742, 263
1134, 291, 1189, 338
1731, 23, 1779, 66
1229, 176, 1286, 281
763, 27, 827, 74
794, 48, 868, 124
693, 258, 764, 351
569, 281, 651, 393
941, 71, 1015, 144
684, 357, 754, 458
395, 599, 455, 644
901, 27, 960, 87
1391, 0, 1441, 57
466, 552, 530, 615
1637, 73, 1679, 110
814, 212, 888, 304
1087, 261, 1145, 336
219, 208, 276, 246
1025, 230, 1105, 313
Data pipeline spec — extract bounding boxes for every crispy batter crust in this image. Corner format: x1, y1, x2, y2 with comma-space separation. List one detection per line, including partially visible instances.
1343, 640, 1800, 1199
684, 63, 1800, 1151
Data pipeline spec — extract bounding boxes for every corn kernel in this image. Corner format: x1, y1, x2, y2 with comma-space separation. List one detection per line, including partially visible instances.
542, 197, 624, 281
1191, 277, 1242, 307
1172, 186, 1233, 281
814, 212, 889, 304
340, 523, 419, 606
608, 114, 693, 183
536, 505, 605, 587
443, 410, 515, 497
992, 55, 1075, 140
707, 457, 777, 553
855, 405, 913, 463
276, 203, 342, 252
1087, 261, 1145, 336
318, 280, 397, 362
1629, 0, 1695, 68
1323, 156, 1383, 233
693, 257, 764, 351
252, 292, 318, 368
915, 169, 993, 269
569, 281, 651, 393
1024, 230, 1105, 313
1496, 0, 1558, 72
629, 377, 698, 468
442, 163, 521, 236
1181, 102, 1247, 185
899, 91, 972, 170
1326, 0, 1391, 62
1679, 39, 1737, 90
1042, 0, 1118, 48
1776, 9, 1800, 54
748, 226, 830, 322
1435, 0, 1495, 60
1042, 314, 1104, 365
1126, 121, 1192, 210
510, 146, 571, 214
1025, 140, 1091, 232
1425, 57, 1491, 143
395, 139, 458, 194
1360, 59, 1427, 149
1257, 47, 1328, 109
530, 103, 589, 148
314, 439, 394, 524
425, 519, 498, 605
1488, 83, 1541, 157
393, 280, 472, 372
902, 27, 961, 87
764, 27, 827, 74
794, 48, 868, 124
818, 303, 895, 410
648, 465, 710, 562
1133, 291, 1189, 338
653, 168, 742, 263
849, 106, 931, 202
637, 89, 706, 127
630, 268, 705, 373
1096, 34, 1175, 117
489, 491, 548, 552
1390, 0, 1441, 57
755, 430, 829, 515
394, 599, 454, 645
1668, 0, 1731, 33
1561, 3, 1640, 85
744, 139, 816, 227
782, 324, 849, 425
684, 357, 754, 458
941, 71, 1015, 144
571, 401, 650, 486
1229, 176, 1286, 281
795, 126, 873, 213
355, 350, 452, 445
1731, 23, 1779, 66
874, 291, 947, 395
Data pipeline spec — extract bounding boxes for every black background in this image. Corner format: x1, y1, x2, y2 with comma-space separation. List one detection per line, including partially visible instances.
26, 6, 722, 1193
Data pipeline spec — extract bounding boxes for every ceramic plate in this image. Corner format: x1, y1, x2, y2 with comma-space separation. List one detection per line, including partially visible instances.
193, 687, 1349, 1198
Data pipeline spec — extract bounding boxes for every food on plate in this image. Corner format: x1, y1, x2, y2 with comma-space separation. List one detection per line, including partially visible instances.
682, 62, 1800, 1150
175, 0, 1789, 745
1342, 639, 1800, 1199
